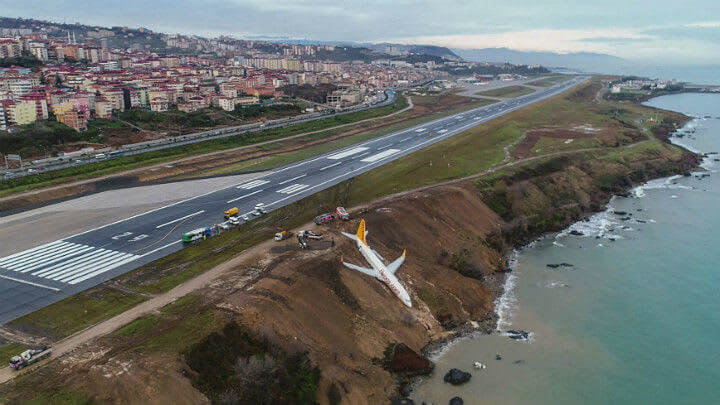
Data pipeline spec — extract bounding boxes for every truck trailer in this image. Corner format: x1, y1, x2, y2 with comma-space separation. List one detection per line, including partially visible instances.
9, 347, 51, 370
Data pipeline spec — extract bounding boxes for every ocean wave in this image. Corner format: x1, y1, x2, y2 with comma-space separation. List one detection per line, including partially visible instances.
557, 210, 617, 239
544, 281, 570, 288
494, 250, 519, 332
631, 175, 692, 198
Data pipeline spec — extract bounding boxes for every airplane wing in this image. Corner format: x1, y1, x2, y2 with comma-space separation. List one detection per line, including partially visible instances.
341, 257, 380, 279
386, 250, 406, 275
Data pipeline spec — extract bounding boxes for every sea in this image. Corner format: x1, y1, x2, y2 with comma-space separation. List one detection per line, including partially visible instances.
411, 92, 720, 404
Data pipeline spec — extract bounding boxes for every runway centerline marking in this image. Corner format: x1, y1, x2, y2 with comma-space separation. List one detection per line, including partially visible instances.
156, 210, 205, 229
320, 162, 342, 171
226, 189, 264, 203
278, 174, 306, 185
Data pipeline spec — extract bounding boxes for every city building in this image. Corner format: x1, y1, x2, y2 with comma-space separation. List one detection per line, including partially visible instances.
56, 109, 87, 132
3, 100, 37, 125
0, 103, 6, 131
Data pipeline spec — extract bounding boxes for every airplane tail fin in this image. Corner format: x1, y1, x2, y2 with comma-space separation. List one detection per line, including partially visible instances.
356, 219, 367, 245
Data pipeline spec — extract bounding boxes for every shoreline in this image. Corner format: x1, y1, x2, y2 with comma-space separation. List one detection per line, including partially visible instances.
410, 94, 705, 397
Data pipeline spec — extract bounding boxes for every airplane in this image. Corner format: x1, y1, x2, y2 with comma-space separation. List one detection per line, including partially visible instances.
341, 219, 411, 307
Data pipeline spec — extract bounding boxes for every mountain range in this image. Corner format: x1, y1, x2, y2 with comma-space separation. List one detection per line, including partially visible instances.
454, 47, 627, 72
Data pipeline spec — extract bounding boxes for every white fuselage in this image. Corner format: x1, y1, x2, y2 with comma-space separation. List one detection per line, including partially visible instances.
356, 240, 412, 307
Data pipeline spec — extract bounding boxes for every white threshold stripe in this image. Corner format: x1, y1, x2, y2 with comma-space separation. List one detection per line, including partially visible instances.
56, 253, 135, 283
0, 241, 72, 267
17, 246, 95, 273
278, 174, 306, 185
50, 252, 130, 282
0, 241, 65, 265
68, 256, 140, 285
8, 244, 87, 272
226, 189, 264, 203
156, 210, 205, 229
32, 250, 105, 277
1, 243, 74, 269
0, 274, 60, 292
376, 144, 395, 150
35, 249, 118, 278
319, 162, 342, 171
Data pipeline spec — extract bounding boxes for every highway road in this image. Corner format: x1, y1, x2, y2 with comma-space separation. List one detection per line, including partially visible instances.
0, 77, 587, 324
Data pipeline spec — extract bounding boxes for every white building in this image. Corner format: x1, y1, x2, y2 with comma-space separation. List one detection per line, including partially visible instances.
28, 43, 49, 62
0, 104, 6, 131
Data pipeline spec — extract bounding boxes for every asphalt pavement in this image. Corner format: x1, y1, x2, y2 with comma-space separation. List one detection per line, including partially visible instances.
0, 77, 587, 324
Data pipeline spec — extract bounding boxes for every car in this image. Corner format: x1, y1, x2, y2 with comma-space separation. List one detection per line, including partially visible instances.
314, 213, 335, 225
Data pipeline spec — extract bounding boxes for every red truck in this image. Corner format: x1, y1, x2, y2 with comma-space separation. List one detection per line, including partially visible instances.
314, 213, 335, 225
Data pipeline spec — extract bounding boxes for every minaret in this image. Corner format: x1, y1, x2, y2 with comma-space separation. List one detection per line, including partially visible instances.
72, 31, 76, 44
67, 30, 71, 43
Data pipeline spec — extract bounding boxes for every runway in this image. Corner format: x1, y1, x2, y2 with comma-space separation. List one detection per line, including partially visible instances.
0, 76, 587, 324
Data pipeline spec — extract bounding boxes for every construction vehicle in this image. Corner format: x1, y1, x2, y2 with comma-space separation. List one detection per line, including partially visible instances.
182, 227, 210, 243
9, 346, 51, 370
297, 230, 323, 248
274, 230, 294, 241
335, 207, 350, 220
224, 207, 239, 219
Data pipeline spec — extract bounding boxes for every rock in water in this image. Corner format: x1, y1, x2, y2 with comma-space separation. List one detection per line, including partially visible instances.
569, 230, 584, 236
443, 368, 472, 385
449, 397, 464, 405
507, 330, 530, 340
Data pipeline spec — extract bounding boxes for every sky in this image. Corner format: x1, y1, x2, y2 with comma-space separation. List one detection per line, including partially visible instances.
2, 0, 720, 65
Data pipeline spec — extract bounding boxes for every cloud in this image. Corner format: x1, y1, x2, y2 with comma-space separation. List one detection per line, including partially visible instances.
684, 21, 720, 28
578, 36, 652, 43
392, 29, 651, 53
